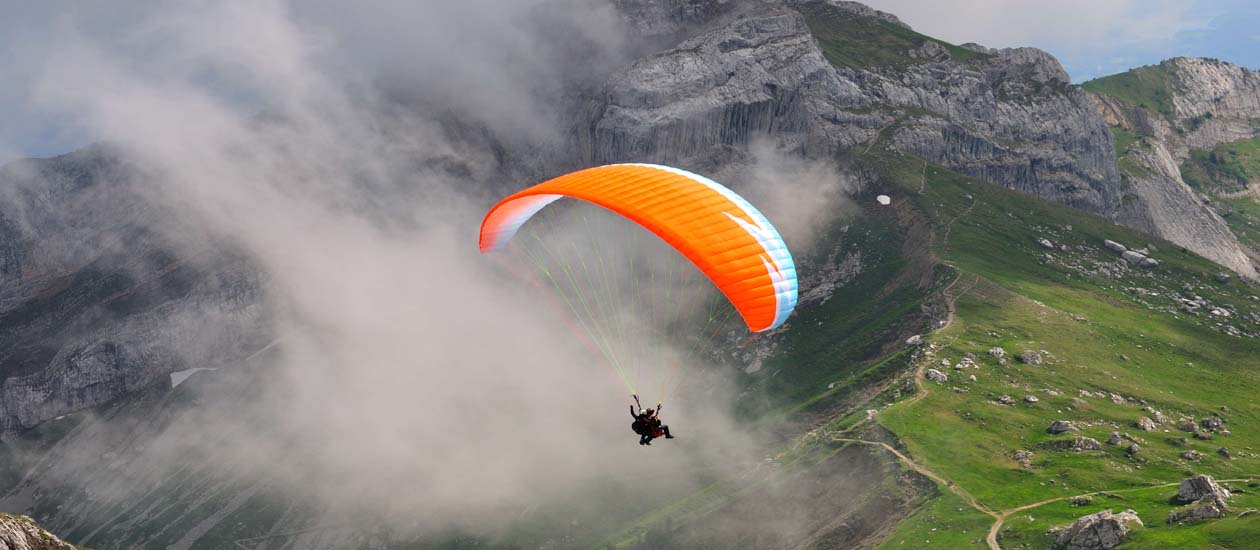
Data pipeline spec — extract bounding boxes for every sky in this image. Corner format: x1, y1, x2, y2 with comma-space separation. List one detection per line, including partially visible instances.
1, 0, 1259, 163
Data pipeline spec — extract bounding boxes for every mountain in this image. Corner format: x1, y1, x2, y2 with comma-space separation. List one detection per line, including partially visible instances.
4, 1, 1260, 548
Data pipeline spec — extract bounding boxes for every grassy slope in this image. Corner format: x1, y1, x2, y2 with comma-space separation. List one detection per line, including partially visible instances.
796, 1, 988, 72
871, 154, 1260, 548
1082, 64, 1178, 118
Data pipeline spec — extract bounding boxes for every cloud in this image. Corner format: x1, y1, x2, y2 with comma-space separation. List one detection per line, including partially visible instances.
16, 0, 763, 539
861, 0, 1217, 80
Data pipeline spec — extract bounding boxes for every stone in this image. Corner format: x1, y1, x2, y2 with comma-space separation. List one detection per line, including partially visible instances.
1025, 395, 1040, 403
1168, 495, 1226, 523
1049, 420, 1075, 434
1039, 238, 1056, 249
0, 514, 77, 550
1203, 416, 1225, 431
1126, 443, 1141, 455
1013, 450, 1034, 467
905, 334, 923, 346
1137, 417, 1157, 431
1106, 432, 1123, 445
998, 395, 1015, 405
1053, 437, 1103, 452
1218, 447, 1232, 459
1071, 496, 1094, 507
989, 347, 1007, 359
926, 369, 948, 382
1181, 450, 1205, 461
1053, 509, 1141, 550
1104, 240, 1127, 253
1018, 351, 1044, 365
1174, 475, 1232, 504
1215, 272, 1232, 284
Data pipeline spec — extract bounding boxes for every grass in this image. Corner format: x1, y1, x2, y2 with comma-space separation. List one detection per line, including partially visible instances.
875, 489, 992, 549
999, 485, 1260, 549
1181, 136, 1260, 191
796, 1, 988, 72
869, 155, 1260, 547
1082, 64, 1178, 118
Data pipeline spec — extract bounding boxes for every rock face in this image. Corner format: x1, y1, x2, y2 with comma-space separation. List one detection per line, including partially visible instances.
1053, 509, 1142, 550
1090, 57, 1260, 278
0, 146, 268, 435
1174, 474, 1231, 504
0, 514, 77, 550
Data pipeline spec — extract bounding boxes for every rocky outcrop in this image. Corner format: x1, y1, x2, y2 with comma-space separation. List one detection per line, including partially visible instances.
1173, 474, 1231, 504
1168, 495, 1227, 523
0, 514, 77, 550
1053, 509, 1142, 550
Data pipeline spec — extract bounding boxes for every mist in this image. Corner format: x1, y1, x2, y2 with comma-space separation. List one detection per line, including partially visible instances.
2, 0, 771, 541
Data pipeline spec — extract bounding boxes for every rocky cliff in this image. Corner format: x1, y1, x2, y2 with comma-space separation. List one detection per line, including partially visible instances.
0, 514, 77, 550
589, 1, 1254, 279
0, 146, 269, 434
1087, 57, 1260, 277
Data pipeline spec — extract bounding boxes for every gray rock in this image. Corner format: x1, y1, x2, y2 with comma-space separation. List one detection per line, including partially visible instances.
1168, 495, 1226, 523
1039, 238, 1056, 249
1203, 416, 1225, 431
1127, 443, 1141, 455
1106, 432, 1123, 445
1104, 240, 1127, 253
1049, 420, 1075, 434
1053, 509, 1142, 550
1174, 474, 1231, 504
1218, 447, 1232, 459
1013, 449, 1034, 467
1018, 351, 1044, 365
998, 395, 1015, 405
1025, 395, 1040, 403
1181, 450, 1205, 461
0, 514, 77, 550
1052, 437, 1103, 452
1070, 496, 1094, 507
905, 334, 923, 346
989, 346, 1006, 359
1215, 272, 1232, 284
925, 368, 948, 382
1137, 417, 1157, 431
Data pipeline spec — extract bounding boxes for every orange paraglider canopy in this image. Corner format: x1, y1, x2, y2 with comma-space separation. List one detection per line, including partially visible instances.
479, 164, 797, 332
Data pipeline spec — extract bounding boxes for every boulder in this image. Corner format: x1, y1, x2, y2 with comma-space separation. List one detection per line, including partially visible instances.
989, 347, 1007, 359
1025, 395, 1040, 403
905, 334, 923, 346
925, 369, 948, 382
1053, 437, 1103, 452
1070, 496, 1094, 507
1218, 447, 1232, 459
1013, 450, 1034, 467
1106, 432, 1123, 446
1018, 351, 1044, 365
1049, 420, 1075, 434
1127, 443, 1141, 455
1039, 238, 1056, 249
1215, 272, 1232, 284
1181, 450, 1205, 461
1174, 474, 1232, 504
1168, 495, 1226, 523
1122, 250, 1147, 265
1203, 416, 1225, 431
998, 395, 1015, 405
1104, 240, 1127, 253
1137, 417, 1157, 431
1053, 509, 1142, 550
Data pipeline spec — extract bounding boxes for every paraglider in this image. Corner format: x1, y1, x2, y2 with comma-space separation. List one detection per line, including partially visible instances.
479, 163, 798, 446
630, 394, 673, 445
